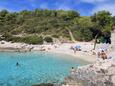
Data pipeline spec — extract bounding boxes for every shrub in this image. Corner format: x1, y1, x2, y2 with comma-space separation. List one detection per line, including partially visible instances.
10, 36, 23, 42
23, 35, 43, 44
52, 34, 59, 38
44, 36, 53, 43
2, 33, 43, 44
11, 28, 23, 35
99, 36, 105, 43
73, 29, 93, 42
2, 32, 13, 41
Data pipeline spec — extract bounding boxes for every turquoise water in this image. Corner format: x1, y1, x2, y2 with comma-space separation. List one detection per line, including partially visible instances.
0, 51, 88, 86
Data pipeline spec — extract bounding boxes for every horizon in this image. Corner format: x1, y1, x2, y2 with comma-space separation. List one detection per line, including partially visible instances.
0, 0, 115, 16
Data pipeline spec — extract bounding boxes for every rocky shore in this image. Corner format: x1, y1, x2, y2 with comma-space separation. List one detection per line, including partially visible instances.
63, 59, 115, 86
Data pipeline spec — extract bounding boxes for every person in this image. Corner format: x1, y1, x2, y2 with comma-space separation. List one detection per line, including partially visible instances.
70, 67, 76, 75
100, 50, 107, 60
73, 48, 76, 53
97, 52, 101, 58
70, 46, 76, 53
16, 62, 19, 66
91, 49, 96, 55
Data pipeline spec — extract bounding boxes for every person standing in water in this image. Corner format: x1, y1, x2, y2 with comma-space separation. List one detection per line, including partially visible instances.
16, 62, 19, 66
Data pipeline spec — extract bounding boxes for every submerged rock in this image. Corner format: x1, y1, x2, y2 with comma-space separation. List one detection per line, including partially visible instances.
32, 83, 54, 86
63, 60, 115, 86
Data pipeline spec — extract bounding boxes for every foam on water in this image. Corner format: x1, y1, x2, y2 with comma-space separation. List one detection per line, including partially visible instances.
0, 51, 88, 86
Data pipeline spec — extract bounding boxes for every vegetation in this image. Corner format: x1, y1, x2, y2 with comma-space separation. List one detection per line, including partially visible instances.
91, 11, 112, 49
22, 35, 43, 44
44, 36, 53, 43
1, 33, 43, 44
0, 9, 114, 44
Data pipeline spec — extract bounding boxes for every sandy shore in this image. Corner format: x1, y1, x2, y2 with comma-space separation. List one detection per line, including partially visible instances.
0, 41, 96, 62
1, 40, 115, 63
47, 42, 97, 63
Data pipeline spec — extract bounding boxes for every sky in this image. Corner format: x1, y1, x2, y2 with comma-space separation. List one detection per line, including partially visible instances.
0, 0, 115, 16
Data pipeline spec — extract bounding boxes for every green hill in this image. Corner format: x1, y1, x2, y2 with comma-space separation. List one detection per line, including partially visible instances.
0, 9, 113, 44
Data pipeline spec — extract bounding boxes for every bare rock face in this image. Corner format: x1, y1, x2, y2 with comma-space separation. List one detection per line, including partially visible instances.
63, 60, 115, 86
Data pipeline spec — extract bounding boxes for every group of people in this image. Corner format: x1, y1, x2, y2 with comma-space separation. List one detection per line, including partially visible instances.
70, 45, 81, 53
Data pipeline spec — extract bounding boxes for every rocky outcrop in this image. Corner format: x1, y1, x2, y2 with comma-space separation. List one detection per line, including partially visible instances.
63, 60, 115, 86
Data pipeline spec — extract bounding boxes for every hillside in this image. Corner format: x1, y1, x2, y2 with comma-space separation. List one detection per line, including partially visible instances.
0, 9, 114, 44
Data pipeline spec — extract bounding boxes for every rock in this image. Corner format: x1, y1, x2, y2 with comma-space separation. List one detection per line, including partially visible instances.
32, 83, 54, 86
108, 67, 115, 75
112, 76, 115, 85
63, 60, 115, 86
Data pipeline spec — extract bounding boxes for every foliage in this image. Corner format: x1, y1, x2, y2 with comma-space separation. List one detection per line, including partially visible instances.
91, 10, 112, 39
44, 36, 53, 43
112, 16, 115, 25
23, 35, 43, 44
2, 32, 13, 41
2, 33, 44, 44
0, 9, 113, 43
72, 17, 94, 41
91, 10, 112, 28
52, 34, 59, 38
73, 26, 93, 41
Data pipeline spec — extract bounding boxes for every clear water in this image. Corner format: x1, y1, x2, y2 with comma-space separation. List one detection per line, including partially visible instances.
0, 51, 88, 86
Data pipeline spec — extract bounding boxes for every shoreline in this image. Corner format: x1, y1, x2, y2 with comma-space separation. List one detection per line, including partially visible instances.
0, 41, 97, 63
0, 40, 114, 63
0, 47, 95, 63
47, 50, 96, 63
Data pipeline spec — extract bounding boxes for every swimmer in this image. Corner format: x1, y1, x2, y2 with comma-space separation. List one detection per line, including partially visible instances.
16, 62, 19, 66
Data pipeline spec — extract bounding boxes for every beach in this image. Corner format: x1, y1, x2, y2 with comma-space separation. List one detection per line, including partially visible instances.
0, 41, 114, 63
0, 41, 96, 62
0, 33, 115, 63
0, 33, 115, 86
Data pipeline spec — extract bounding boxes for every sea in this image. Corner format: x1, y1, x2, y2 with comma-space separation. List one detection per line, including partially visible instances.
0, 51, 89, 86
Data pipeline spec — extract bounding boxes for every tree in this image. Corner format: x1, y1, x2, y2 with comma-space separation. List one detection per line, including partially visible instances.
73, 17, 94, 41
23, 35, 43, 44
112, 16, 115, 25
0, 10, 9, 32
91, 10, 112, 49
67, 10, 80, 19
91, 10, 112, 28
0, 10, 9, 17
57, 10, 79, 20
44, 36, 53, 43
0, 9, 113, 44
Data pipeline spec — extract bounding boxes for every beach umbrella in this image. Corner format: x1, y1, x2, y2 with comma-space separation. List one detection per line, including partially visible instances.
75, 45, 81, 49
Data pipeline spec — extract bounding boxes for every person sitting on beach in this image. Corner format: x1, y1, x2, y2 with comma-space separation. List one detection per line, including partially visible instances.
73, 48, 77, 53
100, 50, 107, 60
70, 46, 76, 53
75, 45, 81, 51
70, 46, 74, 50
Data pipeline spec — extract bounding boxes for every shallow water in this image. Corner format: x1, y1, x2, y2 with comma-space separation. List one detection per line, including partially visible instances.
0, 51, 88, 86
